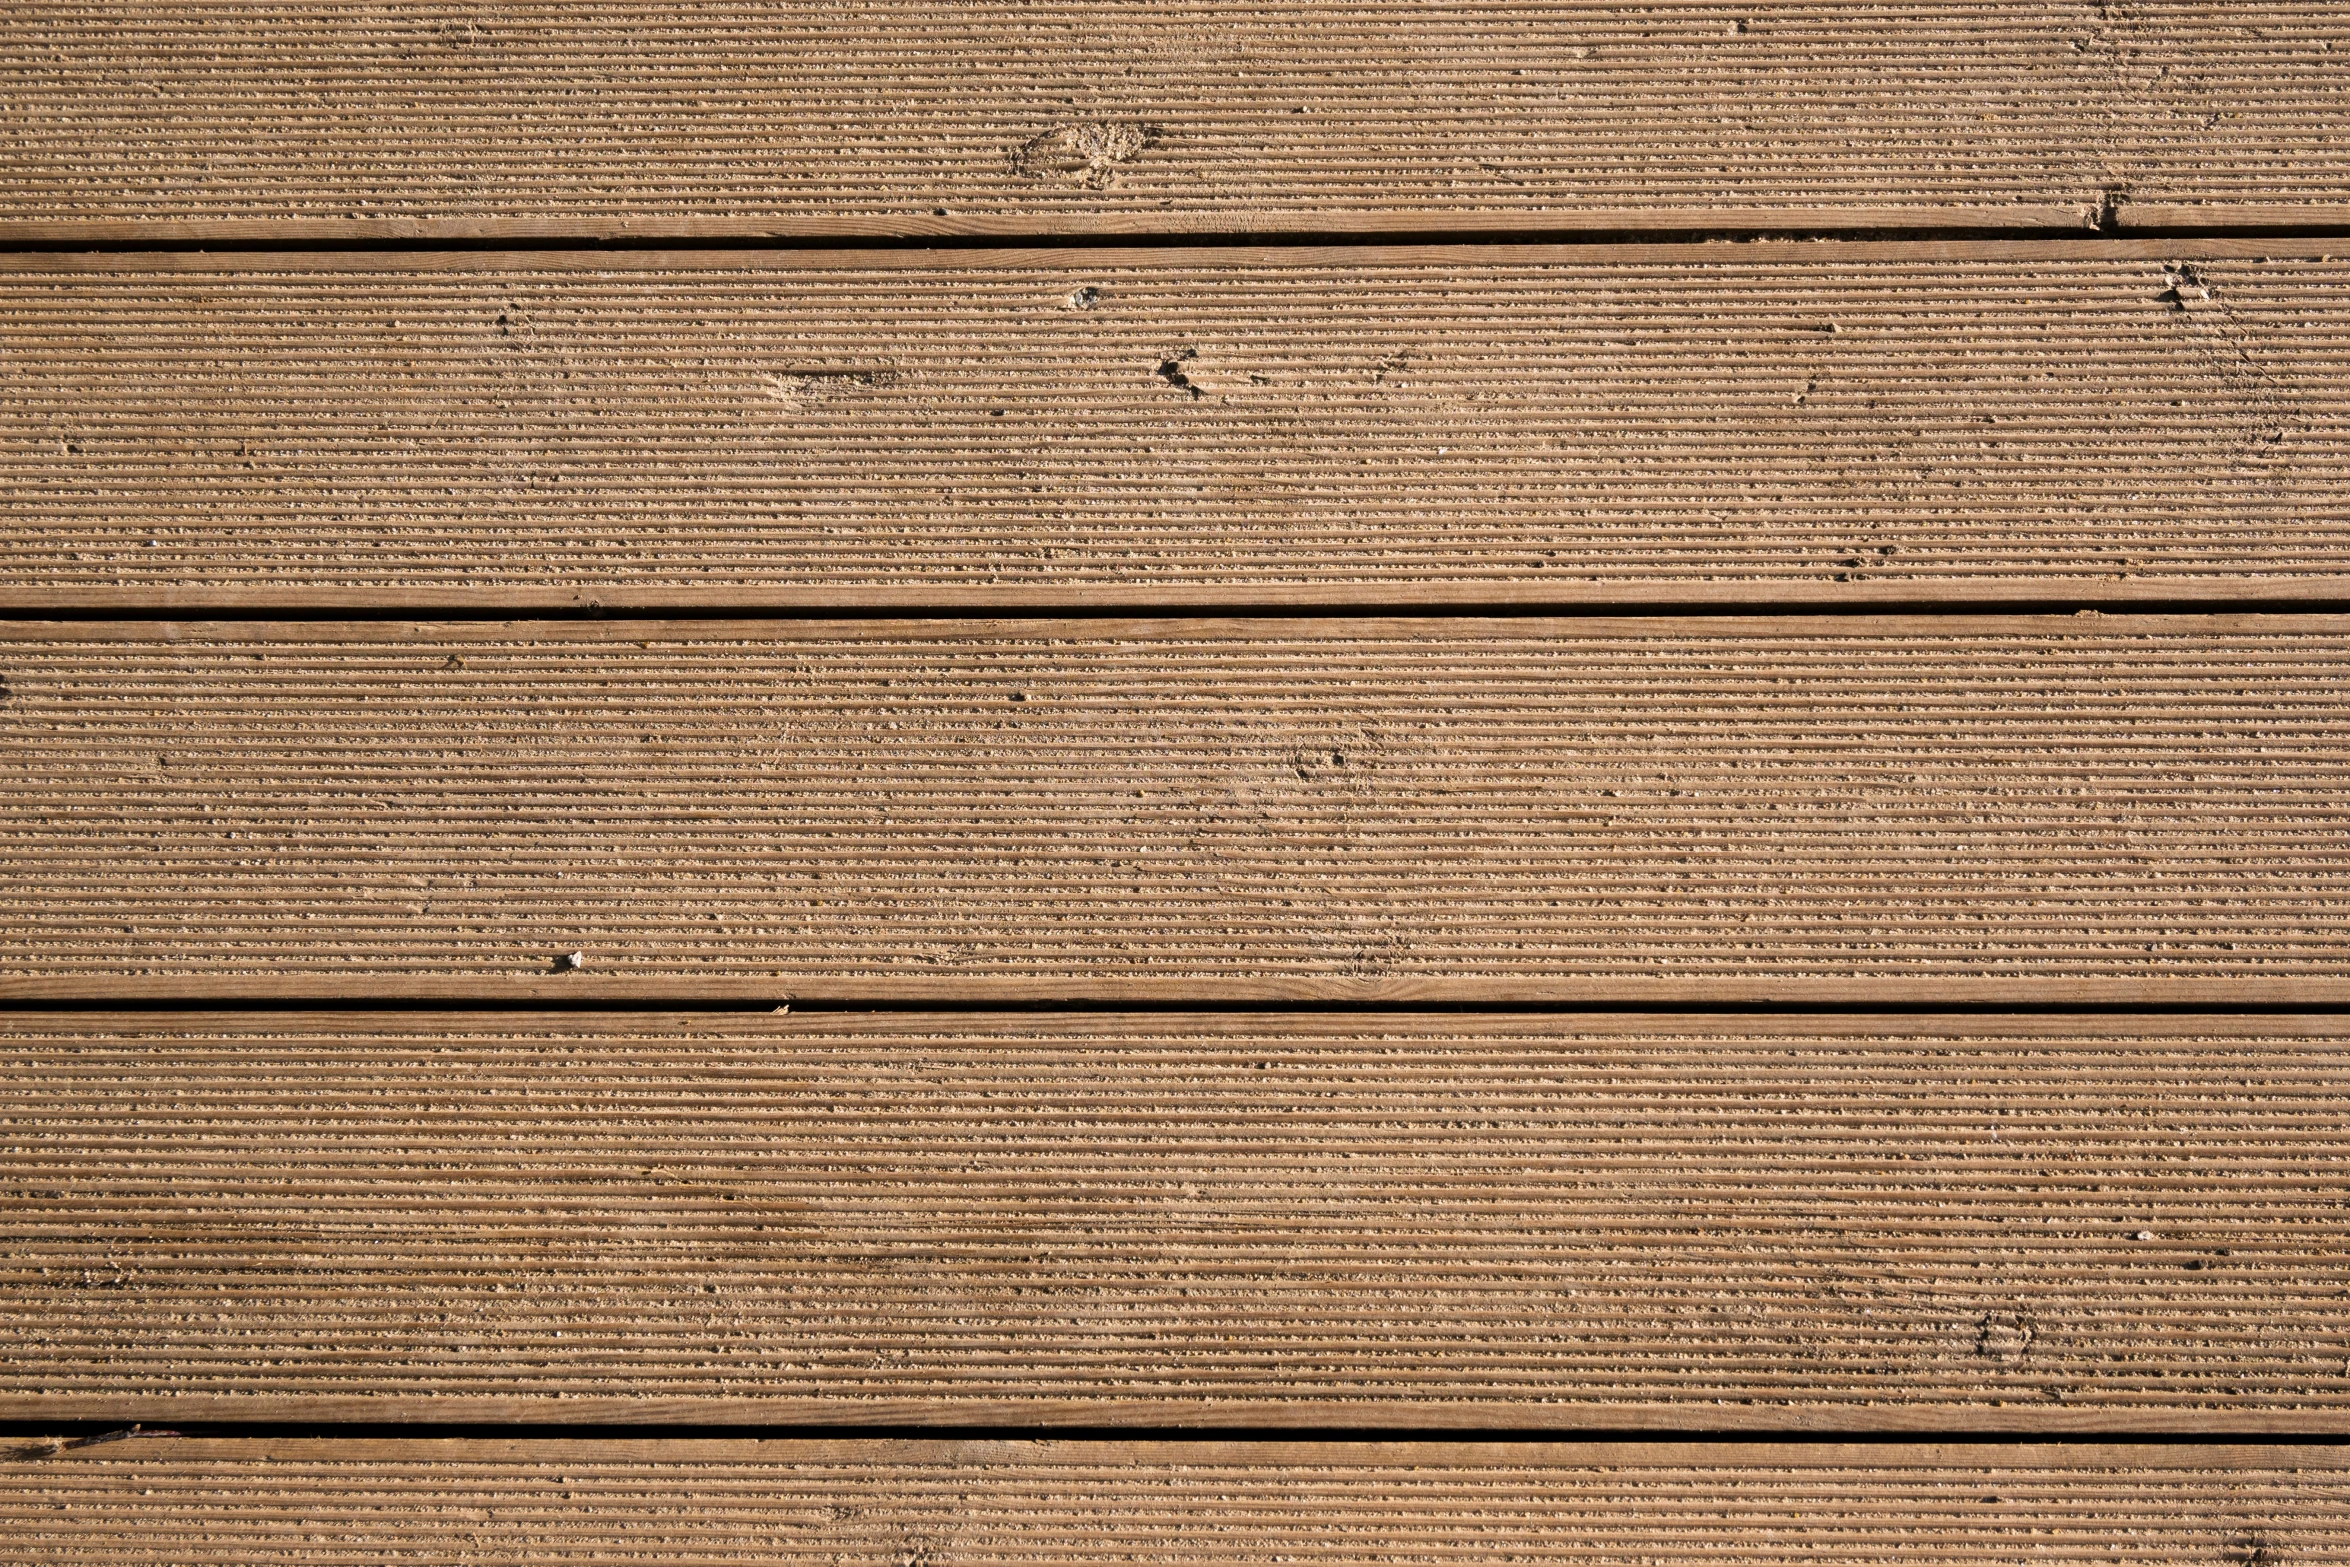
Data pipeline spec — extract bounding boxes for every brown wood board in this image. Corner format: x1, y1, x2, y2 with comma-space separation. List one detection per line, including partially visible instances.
0, 1012, 2346, 1428
1, 616, 2346, 1004
3, 5, 2348, 240
1, 1439, 2346, 1563
5, 241, 2349, 609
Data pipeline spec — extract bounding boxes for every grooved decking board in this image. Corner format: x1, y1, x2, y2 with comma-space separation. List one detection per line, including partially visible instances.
0, 1442, 2344, 1566
2, 1013, 2348, 1427
2, 617, 2347, 1004
6, 242, 2350, 609
4, 5, 2348, 239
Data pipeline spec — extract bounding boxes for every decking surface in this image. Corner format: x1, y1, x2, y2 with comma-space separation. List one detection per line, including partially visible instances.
3, 6, 2345, 1559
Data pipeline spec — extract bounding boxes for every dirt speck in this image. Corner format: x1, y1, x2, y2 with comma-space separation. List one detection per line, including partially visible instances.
2159, 262, 2211, 311
12, 1426, 173, 1461
1292, 747, 1348, 780
1974, 1313, 2035, 1364
2232, 1531, 2278, 1567
1012, 121, 1164, 187
761, 369, 900, 411
1157, 348, 1205, 399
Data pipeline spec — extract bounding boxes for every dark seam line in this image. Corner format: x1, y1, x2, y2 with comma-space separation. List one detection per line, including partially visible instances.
3, 998, 2345, 1018
2, 1420, 2341, 1448
7, 599, 2350, 624
12, 222, 2350, 255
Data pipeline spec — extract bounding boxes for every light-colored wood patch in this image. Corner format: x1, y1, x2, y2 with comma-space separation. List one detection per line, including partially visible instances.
2, 243, 2344, 607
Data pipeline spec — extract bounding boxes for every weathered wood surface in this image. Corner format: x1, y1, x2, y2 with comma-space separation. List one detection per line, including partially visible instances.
0, 1438, 2343, 1563
15, 0, 2350, 1500
1, 617, 2344, 1004
3, 5, 2347, 239
0, 1012, 2344, 1427
5, 242, 2346, 609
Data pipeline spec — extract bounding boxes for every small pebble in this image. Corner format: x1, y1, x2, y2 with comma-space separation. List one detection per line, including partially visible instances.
2134, 1229, 2155, 1241
556, 950, 585, 972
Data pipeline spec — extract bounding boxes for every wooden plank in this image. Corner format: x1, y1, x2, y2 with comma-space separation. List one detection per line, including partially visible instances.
0, 1011, 2345, 1427
1, 1439, 2345, 1565
5, 240, 2348, 610
3, 5, 2347, 240
1, 616, 2346, 1005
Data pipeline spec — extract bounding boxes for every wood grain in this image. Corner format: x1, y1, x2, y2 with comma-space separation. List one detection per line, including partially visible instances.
1, 1438, 2345, 1563
1, 1012, 2345, 1427
3, 5, 2346, 239
1, 616, 2346, 1004
6, 241, 2348, 609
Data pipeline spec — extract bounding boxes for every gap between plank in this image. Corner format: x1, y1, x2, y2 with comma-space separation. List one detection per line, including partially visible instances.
12, 599, 2350, 623
5, 998, 2350, 1018
5, 233, 2347, 273
4, 1422, 2343, 1450
11, 221, 2350, 255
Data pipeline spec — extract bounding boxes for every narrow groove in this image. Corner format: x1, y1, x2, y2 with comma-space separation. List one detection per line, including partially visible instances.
4, 997, 2350, 1017
13, 599, 2350, 625
10, 220, 2350, 254
4, 1420, 2341, 1445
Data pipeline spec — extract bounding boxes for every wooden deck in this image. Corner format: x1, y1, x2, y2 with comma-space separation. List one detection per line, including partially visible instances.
1, 4, 2344, 1558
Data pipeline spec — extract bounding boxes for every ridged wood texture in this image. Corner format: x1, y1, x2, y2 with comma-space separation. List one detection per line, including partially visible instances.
1, 617, 2344, 1003
3, 5, 2348, 238
5, 244, 2346, 608
0, 1439, 2343, 1564
2, 1014, 2345, 1426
